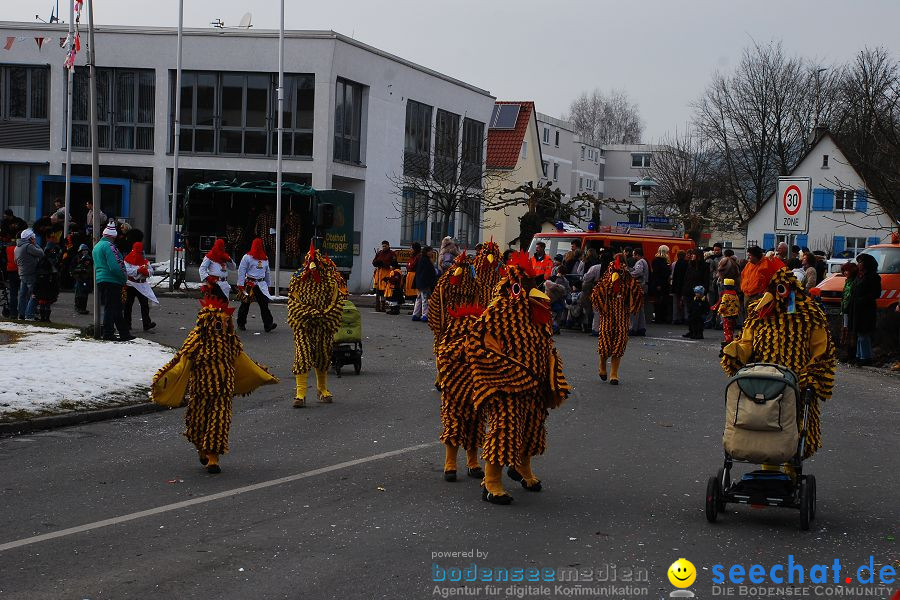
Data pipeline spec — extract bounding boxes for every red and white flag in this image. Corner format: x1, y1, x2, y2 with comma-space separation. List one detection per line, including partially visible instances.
35, 37, 46, 50
3, 37, 14, 50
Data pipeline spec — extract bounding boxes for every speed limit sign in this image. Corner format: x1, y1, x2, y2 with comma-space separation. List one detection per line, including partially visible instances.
775, 177, 811, 232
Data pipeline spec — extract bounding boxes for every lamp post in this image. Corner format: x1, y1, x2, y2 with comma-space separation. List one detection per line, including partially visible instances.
634, 176, 657, 229
169, 0, 184, 291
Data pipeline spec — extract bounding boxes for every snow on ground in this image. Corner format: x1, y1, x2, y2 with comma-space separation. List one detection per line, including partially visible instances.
0, 322, 174, 421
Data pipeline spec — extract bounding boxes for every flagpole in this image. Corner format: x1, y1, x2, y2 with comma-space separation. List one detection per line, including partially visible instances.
63, 0, 74, 240
87, 0, 101, 338
274, 0, 284, 295
169, 0, 183, 291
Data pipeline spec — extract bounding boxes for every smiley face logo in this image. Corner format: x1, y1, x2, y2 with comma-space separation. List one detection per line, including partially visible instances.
667, 558, 696, 588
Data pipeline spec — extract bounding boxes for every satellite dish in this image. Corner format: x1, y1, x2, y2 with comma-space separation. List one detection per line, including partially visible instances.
238, 12, 252, 28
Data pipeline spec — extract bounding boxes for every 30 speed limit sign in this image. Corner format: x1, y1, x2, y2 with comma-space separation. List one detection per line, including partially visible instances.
775, 177, 811, 232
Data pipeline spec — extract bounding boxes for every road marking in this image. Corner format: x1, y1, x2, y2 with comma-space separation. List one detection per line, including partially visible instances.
641, 336, 701, 344
0, 441, 437, 553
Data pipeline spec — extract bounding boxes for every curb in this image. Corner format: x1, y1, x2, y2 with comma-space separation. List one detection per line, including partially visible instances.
0, 402, 171, 437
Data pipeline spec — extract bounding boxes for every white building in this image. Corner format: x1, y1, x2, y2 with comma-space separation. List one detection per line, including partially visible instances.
745, 131, 894, 257
0, 22, 494, 292
600, 143, 656, 226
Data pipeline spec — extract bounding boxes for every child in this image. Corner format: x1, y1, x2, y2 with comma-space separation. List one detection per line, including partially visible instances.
712, 278, 740, 349
32, 247, 60, 322
683, 285, 710, 340
70, 243, 93, 314
383, 262, 405, 315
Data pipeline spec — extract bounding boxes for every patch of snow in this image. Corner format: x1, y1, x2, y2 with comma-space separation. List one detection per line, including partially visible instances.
0, 322, 174, 419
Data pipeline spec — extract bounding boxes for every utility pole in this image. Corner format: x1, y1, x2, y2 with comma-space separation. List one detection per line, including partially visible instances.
274, 0, 285, 294
169, 0, 184, 291
63, 0, 74, 240
87, 0, 102, 338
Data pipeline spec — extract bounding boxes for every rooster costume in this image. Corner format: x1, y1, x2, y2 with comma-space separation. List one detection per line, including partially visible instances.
287, 242, 347, 407
151, 296, 278, 473
430, 252, 485, 481
591, 255, 644, 384
465, 251, 570, 505
199, 239, 237, 301
124, 242, 158, 332
712, 278, 741, 345
473, 240, 503, 308
722, 268, 836, 458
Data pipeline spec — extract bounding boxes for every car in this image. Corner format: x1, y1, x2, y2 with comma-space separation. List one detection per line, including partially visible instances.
811, 241, 900, 315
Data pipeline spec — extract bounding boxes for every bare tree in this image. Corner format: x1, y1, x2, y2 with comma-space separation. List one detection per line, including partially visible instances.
831, 47, 900, 224
484, 181, 590, 249
566, 89, 643, 145
694, 41, 833, 222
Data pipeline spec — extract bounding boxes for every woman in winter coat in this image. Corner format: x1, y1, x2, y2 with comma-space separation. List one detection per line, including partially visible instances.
412, 246, 438, 322
438, 237, 459, 272
681, 249, 709, 305
670, 250, 687, 324
839, 261, 858, 362
649, 245, 671, 324
849, 253, 881, 366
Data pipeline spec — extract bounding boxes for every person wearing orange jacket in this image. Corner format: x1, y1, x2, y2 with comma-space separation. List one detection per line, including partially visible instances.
531, 241, 553, 281
740, 246, 785, 309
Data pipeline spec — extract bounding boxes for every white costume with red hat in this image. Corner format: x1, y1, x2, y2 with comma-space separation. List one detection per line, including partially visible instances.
124, 242, 159, 305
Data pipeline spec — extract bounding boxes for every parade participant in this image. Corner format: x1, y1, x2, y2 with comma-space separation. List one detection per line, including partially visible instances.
466, 251, 570, 505
71, 243, 92, 314
428, 251, 478, 389
236, 238, 276, 333
383, 262, 405, 315
151, 296, 278, 474
431, 251, 483, 481
722, 268, 836, 459
371, 241, 395, 312
283, 206, 303, 267
712, 278, 740, 348
93, 221, 132, 341
531, 241, 553, 281
287, 242, 347, 407
123, 242, 158, 332
473, 239, 503, 308
199, 239, 236, 302
591, 254, 643, 385
254, 203, 277, 258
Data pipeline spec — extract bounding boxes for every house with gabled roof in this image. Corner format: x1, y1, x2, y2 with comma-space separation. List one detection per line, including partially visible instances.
485, 101, 545, 249
746, 129, 895, 257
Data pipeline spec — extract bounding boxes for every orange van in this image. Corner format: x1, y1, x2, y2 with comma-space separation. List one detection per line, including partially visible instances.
812, 241, 900, 315
528, 226, 696, 265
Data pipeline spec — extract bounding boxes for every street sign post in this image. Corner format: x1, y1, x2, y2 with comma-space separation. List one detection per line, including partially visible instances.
775, 176, 811, 233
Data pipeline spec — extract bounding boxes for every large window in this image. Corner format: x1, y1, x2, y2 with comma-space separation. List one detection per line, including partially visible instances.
461, 118, 484, 179
334, 78, 364, 164
174, 71, 314, 158
631, 153, 651, 168
401, 187, 428, 245
456, 198, 480, 246
1, 65, 48, 120
845, 236, 867, 257
404, 99, 432, 176
834, 189, 855, 211
0, 162, 48, 222
434, 109, 459, 183
72, 67, 154, 151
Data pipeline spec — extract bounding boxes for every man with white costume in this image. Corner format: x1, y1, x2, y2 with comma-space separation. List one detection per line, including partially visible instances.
236, 238, 277, 332
124, 241, 158, 332
199, 239, 236, 302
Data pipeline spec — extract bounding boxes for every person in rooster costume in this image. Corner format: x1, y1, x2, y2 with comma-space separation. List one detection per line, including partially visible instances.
287, 241, 347, 407
199, 239, 237, 302
712, 278, 741, 349
591, 253, 644, 385
465, 250, 570, 505
151, 296, 278, 473
429, 251, 484, 482
473, 239, 503, 308
236, 238, 276, 333
123, 241, 158, 332
722, 268, 836, 459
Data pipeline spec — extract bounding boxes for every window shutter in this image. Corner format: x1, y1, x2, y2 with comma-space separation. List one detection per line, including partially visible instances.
762, 233, 776, 250
832, 236, 846, 257
856, 189, 868, 213
866, 236, 880, 247
812, 188, 823, 211
822, 189, 834, 211
796, 234, 808, 249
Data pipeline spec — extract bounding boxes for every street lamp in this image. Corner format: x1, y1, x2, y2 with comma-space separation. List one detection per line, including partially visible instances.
634, 176, 657, 228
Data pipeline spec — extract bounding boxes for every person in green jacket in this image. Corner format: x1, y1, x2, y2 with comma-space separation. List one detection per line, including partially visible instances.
92, 220, 133, 341
839, 261, 858, 362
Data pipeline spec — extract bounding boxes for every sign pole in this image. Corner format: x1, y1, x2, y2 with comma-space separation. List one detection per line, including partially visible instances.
169, 0, 184, 291
87, 0, 101, 338
274, 0, 284, 295
62, 0, 74, 240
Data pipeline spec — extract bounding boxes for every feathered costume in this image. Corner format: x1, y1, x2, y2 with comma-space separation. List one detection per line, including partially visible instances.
151, 296, 278, 473
473, 240, 503, 308
591, 255, 644, 384
287, 242, 347, 406
712, 279, 741, 344
466, 251, 570, 504
722, 268, 836, 458
430, 252, 485, 481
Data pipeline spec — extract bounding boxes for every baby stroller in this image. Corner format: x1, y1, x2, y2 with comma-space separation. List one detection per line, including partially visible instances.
705, 363, 818, 530
332, 300, 363, 377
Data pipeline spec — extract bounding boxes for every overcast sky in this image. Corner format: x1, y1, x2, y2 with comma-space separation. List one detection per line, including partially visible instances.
6, 0, 900, 141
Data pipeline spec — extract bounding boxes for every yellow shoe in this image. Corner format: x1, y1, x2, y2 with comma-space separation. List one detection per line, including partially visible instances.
317, 392, 333, 404
292, 397, 306, 408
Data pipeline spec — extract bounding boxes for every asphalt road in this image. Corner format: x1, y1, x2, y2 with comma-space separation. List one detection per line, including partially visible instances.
0, 296, 897, 600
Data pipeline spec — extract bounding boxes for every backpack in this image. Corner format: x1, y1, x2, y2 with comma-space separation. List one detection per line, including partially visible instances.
33, 256, 60, 302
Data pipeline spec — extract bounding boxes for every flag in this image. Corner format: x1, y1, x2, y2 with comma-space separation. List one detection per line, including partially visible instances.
3, 37, 14, 50
59, 37, 67, 48
35, 37, 46, 50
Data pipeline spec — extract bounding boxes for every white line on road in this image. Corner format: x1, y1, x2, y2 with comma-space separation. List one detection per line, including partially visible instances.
640, 336, 700, 344
0, 441, 437, 553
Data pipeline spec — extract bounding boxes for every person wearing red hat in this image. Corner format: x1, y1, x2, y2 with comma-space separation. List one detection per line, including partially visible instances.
199, 239, 236, 302
236, 238, 276, 332
124, 242, 158, 332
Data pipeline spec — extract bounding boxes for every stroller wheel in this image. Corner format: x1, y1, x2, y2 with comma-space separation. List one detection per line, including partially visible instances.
716, 467, 729, 512
807, 474, 817, 521
799, 477, 811, 531
705, 476, 719, 523
354, 357, 361, 375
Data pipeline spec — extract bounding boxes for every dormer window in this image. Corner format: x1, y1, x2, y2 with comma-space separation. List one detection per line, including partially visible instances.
822, 154, 829, 168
